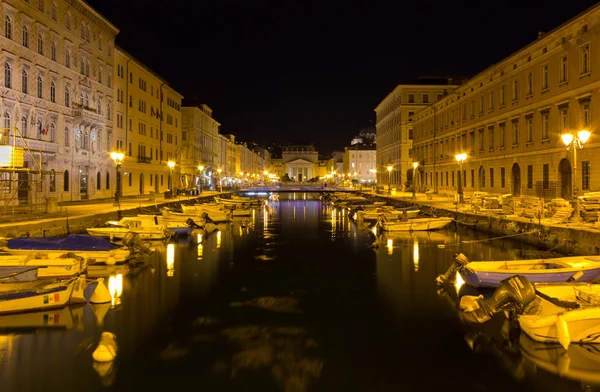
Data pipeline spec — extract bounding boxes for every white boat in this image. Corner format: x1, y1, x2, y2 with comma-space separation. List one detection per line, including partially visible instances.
0, 276, 86, 314
178, 205, 232, 223
0, 253, 86, 279
214, 196, 262, 207
136, 214, 194, 236
377, 217, 453, 231
356, 209, 420, 221
87, 218, 170, 240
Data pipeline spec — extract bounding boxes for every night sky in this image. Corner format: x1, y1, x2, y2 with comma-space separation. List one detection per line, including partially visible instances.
87, 0, 598, 155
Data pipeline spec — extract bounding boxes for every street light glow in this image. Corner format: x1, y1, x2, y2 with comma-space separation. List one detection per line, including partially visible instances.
110, 151, 124, 163
455, 153, 467, 163
412, 161, 419, 169
579, 129, 591, 144
198, 165, 205, 171
386, 165, 393, 172
167, 161, 175, 169
217, 168, 222, 174
561, 133, 574, 147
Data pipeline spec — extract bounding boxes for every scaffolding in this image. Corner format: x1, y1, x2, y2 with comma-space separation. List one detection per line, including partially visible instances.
0, 126, 62, 215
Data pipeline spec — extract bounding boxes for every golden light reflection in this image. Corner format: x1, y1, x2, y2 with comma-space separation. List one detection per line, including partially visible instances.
166, 243, 175, 277
197, 233, 204, 260
216, 231, 222, 248
264, 206, 269, 230
371, 226, 377, 236
252, 209, 256, 223
387, 239, 393, 255
455, 271, 465, 294
197, 233, 203, 243
108, 273, 123, 306
239, 226, 243, 236
413, 240, 419, 272
303, 193, 306, 200
0, 335, 17, 363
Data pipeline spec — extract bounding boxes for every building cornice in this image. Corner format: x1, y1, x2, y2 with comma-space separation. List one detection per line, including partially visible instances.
65, 0, 119, 36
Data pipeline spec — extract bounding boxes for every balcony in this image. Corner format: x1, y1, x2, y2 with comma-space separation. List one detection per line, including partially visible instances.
71, 104, 103, 124
137, 155, 152, 164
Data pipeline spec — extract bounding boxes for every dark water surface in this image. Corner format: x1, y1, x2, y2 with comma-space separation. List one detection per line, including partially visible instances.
0, 193, 596, 392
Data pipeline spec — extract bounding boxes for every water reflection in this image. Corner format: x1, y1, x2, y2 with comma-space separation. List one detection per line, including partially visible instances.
166, 243, 175, 277
413, 240, 419, 272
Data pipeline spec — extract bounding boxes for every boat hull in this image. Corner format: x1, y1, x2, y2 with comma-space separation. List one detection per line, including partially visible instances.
3, 248, 130, 265
0, 278, 78, 314
380, 217, 453, 231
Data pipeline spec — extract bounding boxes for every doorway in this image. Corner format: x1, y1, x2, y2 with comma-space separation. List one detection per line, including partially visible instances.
298, 173, 303, 182
511, 163, 521, 197
558, 158, 572, 199
80, 172, 88, 199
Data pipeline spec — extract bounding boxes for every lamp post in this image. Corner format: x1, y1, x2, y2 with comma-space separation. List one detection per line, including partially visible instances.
197, 165, 204, 194
455, 153, 467, 204
167, 161, 175, 198
217, 168, 222, 192
561, 129, 591, 224
386, 165, 393, 194
110, 152, 124, 214
412, 162, 419, 200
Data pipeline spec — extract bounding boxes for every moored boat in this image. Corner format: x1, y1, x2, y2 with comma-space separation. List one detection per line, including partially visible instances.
0, 253, 86, 279
377, 216, 453, 232
87, 217, 171, 240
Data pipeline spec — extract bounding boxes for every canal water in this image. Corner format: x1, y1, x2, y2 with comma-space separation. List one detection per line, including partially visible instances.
0, 193, 596, 392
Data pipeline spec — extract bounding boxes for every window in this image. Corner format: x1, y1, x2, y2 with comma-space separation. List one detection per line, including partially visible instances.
488, 126, 494, 149
512, 120, 519, 145
481, 168, 485, 187
560, 55, 568, 83
478, 128, 484, 151
107, 102, 111, 120
51, 2, 57, 20
4, 16, 11, 40
582, 161, 591, 191
526, 72, 533, 96
50, 81, 55, 103
580, 44, 590, 75
422, 93, 429, 103
501, 167, 505, 188
98, 67, 102, 84
542, 64, 549, 90
21, 69, 28, 94
108, 44, 112, 57
106, 172, 110, 190
128, 172, 132, 187
36, 75, 43, 98
97, 97, 102, 115
98, 36, 103, 51
96, 172, 101, 190
408, 93, 415, 103
49, 122, 55, 142
65, 13, 71, 30
512, 79, 518, 101
526, 116, 533, 143
49, 170, 56, 192
38, 0, 44, 12
51, 41, 56, 61
107, 72, 112, 88
116, 113, 123, 128
581, 101, 591, 128
541, 111, 549, 139
490, 168, 494, 188
489, 91, 494, 110
543, 164, 549, 190
22, 25, 28, 47
37, 34, 43, 55
20, 116, 26, 136
3, 113, 10, 132
500, 85, 505, 106
85, 61, 89, 77
64, 126, 70, 146
63, 170, 69, 191
65, 50, 70, 68
560, 107, 568, 131
64, 85, 70, 107
470, 100, 474, 118
479, 95, 484, 114
527, 165, 533, 189
80, 23, 85, 40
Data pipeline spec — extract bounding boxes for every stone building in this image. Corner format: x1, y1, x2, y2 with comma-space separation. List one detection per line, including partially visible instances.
0, 0, 118, 205
282, 144, 318, 182
412, 4, 600, 200
113, 47, 183, 196
374, 78, 462, 188
343, 144, 376, 182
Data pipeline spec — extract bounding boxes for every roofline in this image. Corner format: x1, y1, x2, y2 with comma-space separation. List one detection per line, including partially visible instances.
115, 45, 184, 99
74, 0, 119, 34
374, 84, 460, 111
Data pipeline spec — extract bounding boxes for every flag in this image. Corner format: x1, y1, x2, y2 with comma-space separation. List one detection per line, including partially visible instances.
38, 121, 43, 136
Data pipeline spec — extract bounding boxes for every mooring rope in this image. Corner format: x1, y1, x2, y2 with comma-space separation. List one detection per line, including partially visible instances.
460, 230, 538, 244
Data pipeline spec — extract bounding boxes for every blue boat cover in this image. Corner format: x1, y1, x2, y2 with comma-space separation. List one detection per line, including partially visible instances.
7, 234, 119, 251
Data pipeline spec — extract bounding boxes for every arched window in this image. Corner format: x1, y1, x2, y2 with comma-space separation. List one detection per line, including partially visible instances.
36, 75, 43, 98
4, 112, 11, 130
22, 25, 28, 47
49, 123, 55, 142
64, 126, 70, 147
63, 170, 69, 191
64, 85, 70, 107
4, 16, 12, 39
20, 116, 27, 136
21, 69, 28, 94
84, 94, 89, 107
50, 81, 56, 103
96, 171, 101, 190
4, 62, 11, 88
37, 34, 44, 55
65, 50, 70, 68
105, 172, 110, 190
51, 41, 56, 61
49, 169, 56, 192
65, 13, 71, 30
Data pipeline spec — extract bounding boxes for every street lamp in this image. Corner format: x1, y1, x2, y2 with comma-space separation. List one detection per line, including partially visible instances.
110, 151, 124, 210
167, 161, 175, 197
455, 153, 467, 204
561, 129, 591, 224
386, 165, 393, 194
217, 168, 223, 192
412, 162, 419, 200
198, 165, 205, 194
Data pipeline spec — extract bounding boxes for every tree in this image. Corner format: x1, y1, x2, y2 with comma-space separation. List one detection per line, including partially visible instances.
282, 173, 292, 182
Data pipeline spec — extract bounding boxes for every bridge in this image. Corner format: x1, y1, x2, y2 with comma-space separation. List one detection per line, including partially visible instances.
238, 184, 364, 194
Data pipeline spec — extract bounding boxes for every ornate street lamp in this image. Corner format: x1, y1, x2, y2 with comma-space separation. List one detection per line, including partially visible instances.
455, 153, 467, 204
386, 165, 393, 194
167, 161, 175, 197
198, 164, 205, 194
561, 129, 591, 224
110, 151, 124, 212
217, 168, 223, 192
412, 162, 419, 200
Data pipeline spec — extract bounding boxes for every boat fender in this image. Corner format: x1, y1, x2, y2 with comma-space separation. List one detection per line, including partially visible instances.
105, 256, 116, 266
459, 295, 483, 312
556, 315, 571, 350
93, 332, 118, 362
90, 278, 112, 304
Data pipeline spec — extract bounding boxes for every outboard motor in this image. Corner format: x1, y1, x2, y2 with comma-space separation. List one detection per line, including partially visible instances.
458, 275, 536, 324
186, 218, 202, 228
435, 253, 470, 286
201, 212, 215, 224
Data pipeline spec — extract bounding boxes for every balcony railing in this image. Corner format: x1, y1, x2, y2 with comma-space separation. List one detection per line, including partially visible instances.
72, 105, 103, 123
137, 155, 152, 164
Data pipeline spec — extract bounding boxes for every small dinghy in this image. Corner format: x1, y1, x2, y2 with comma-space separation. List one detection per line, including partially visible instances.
87, 218, 171, 241
377, 216, 453, 232
0, 253, 85, 278
3, 235, 131, 265
437, 253, 600, 288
